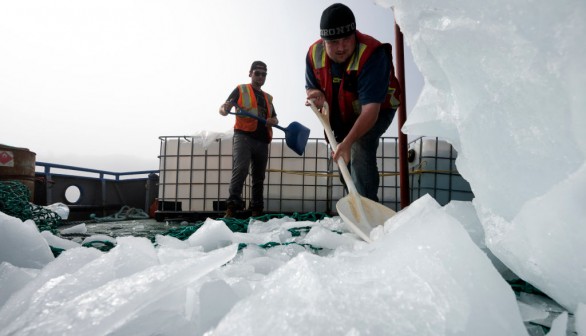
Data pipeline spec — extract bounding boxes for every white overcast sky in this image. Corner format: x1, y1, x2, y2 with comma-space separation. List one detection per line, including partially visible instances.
0, 0, 423, 172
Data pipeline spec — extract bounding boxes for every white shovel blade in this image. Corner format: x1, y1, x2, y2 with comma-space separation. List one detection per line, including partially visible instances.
336, 194, 397, 242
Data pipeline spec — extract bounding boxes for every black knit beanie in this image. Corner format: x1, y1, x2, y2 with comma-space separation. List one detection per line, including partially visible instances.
320, 3, 356, 40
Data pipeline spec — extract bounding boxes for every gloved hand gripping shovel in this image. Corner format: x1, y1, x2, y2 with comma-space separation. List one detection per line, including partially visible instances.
228, 104, 310, 156
308, 100, 396, 242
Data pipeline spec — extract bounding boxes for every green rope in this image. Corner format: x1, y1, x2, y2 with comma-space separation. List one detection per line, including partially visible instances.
288, 226, 313, 237
257, 241, 323, 253
90, 205, 149, 222
82, 240, 116, 252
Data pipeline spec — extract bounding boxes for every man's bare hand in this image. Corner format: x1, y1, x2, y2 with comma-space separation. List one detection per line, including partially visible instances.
219, 102, 233, 116
333, 139, 351, 165
266, 117, 279, 127
305, 89, 325, 108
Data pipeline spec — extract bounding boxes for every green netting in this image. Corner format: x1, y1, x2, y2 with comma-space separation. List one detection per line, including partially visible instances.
51, 241, 116, 257
0, 181, 61, 234
160, 212, 332, 252
50, 246, 66, 257
161, 212, 330, 241
1, 183, 333, 255
508, 278, 546, 296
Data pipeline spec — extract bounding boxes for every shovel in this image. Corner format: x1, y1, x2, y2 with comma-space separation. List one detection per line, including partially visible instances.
228, 104, 310, 156
308, 100, 396, 242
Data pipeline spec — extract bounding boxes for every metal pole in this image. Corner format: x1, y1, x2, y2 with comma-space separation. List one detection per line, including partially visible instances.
44, 165, 53, 205
100, 172, 107, 216
395, 19, 411, 208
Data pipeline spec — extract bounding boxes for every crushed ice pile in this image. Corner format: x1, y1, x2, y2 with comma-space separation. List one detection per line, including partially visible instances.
2, 0, 586, 334
0, 200, 561, 336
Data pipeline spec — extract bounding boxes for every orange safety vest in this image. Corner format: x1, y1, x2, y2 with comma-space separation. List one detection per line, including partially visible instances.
307, 31, 401, 125
234, 84, 274, 141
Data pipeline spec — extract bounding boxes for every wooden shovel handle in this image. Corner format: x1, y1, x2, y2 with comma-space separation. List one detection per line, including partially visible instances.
307, 100, 359, 195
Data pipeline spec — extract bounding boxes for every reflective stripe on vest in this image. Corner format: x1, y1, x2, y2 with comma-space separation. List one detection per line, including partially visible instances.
311, 43, 327, 69
346, 43, 367, 72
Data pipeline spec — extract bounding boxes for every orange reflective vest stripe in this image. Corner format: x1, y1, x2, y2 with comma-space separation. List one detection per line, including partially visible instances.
234, 84, 274, 141
308, 31, 401, 125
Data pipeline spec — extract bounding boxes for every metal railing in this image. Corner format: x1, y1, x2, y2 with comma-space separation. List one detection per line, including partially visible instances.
35, 162, 159, 221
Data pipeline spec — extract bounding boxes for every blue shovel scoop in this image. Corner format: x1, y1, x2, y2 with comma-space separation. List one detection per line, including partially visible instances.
228, 104, 310, 156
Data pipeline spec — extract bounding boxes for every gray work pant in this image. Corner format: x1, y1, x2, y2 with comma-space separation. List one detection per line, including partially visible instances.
227, 132, 268, 209
349, 108, 395, 202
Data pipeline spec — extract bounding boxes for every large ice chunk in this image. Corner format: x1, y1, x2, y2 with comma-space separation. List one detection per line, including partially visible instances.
0, 211, 54, 269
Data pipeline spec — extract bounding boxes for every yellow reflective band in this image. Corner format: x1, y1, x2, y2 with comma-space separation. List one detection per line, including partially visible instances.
240, 85, 252, 110
347, 43, 367, 72
312, 43, 326, 69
